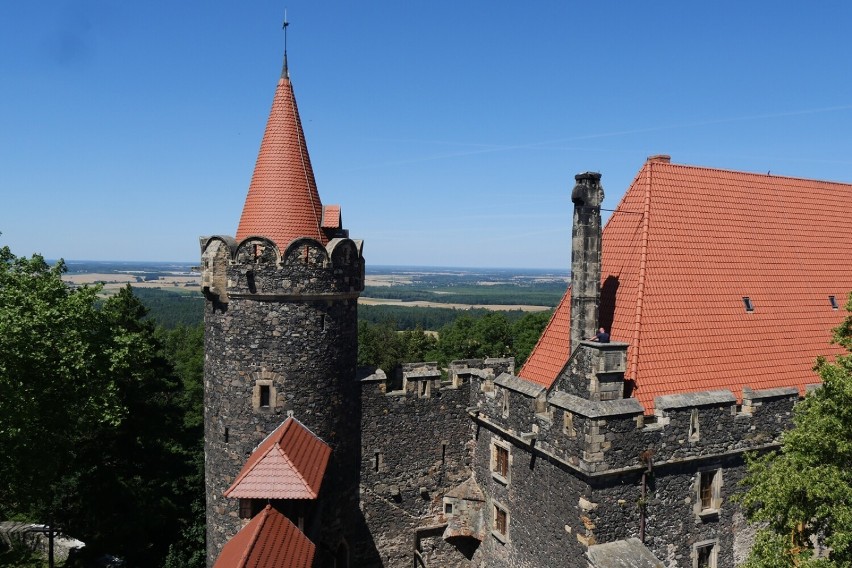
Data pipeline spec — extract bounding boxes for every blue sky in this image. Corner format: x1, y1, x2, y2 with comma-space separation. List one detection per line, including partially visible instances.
1, 1, 851, 268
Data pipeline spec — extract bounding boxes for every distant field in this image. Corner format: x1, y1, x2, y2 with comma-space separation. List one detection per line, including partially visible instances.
59, 263, 567, 329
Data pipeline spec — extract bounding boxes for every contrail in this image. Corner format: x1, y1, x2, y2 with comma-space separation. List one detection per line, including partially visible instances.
346, 104, 852, 170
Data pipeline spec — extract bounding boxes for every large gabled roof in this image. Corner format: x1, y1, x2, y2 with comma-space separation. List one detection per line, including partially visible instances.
224, 416, 331, 500
235, 74, 329, 248
213, 505, 315, 568
521, 157, 851, 411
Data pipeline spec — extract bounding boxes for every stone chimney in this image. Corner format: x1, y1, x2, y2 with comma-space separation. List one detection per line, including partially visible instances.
570, 172, 604, 351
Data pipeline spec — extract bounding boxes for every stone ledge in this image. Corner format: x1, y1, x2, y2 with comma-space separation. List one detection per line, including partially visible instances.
495, 373, 546, 398
655, 390, 736, 411
742, 386, 799, 401
549, 391, 644, 418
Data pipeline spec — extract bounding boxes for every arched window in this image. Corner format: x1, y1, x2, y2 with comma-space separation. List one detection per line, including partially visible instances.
334, 541, 349, 568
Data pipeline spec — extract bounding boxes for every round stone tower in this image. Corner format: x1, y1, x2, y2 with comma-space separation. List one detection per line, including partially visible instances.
201, 55, 364, 564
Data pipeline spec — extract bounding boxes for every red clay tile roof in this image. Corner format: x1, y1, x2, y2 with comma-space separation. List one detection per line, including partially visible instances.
321, 205, 341, 230
235, 76, 327, 247
224, 417, 331, 500
520, 159, 852, 411
518, 289, 571, 387
213, 505, 315, 568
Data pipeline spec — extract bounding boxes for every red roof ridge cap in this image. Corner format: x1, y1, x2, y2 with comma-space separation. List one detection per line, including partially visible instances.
653, 160, 852, 186
629, 163, 652, 381
237, 505, 272, 568
275, 439, 318, 498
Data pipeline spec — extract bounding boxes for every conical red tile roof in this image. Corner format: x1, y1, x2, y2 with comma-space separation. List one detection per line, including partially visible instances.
236, 75, 326, 247
521, 158, 852, 411
213, 505, 315, 568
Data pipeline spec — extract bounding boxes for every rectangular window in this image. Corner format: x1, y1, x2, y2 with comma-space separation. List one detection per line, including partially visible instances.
695, 542, 716, 568
259, 384, 271, 408
419, 380, 429, 398
494, 504, 508, 537
830, 295, 839, 310
689, 409, 700, 441
239, 499, 254, 519
698, 469, 721, 513
564, 412, 576, 438
493, 444, 509, 479
374, 452, 383, 473
445, 502, 453, 514
743, 296, 754, 312
502, 391, 509, 417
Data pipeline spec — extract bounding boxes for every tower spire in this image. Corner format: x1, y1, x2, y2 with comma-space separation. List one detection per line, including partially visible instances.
281, 10, 289, 78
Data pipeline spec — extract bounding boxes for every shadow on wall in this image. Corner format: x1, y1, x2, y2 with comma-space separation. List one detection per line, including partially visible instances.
599, 276, 619, 334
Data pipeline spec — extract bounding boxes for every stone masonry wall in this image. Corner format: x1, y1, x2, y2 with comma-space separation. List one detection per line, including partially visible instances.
358, 363, 477, 568
469, 370, 802, 568
202, 235, 364, 565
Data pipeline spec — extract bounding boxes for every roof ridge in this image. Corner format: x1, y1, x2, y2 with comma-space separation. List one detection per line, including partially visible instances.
274, 439, 317, 498
226, 418, 295, 494
238, 505, 271, 568
629, 162, 652, 381
658, 160, 852, 186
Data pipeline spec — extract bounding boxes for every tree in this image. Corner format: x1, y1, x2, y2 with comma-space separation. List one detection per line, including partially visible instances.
0, 246, 203, 566
511, 311, 551, 366
739, 293, 852, 567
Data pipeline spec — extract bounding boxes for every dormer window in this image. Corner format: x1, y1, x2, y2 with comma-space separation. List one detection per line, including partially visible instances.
830, 296, 839, 310
742, 297, 754, 312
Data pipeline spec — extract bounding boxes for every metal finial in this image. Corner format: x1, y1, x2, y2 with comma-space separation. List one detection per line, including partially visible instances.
281, 10, 290, 78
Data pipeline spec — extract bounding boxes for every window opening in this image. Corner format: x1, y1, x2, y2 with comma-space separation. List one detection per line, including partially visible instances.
696, 543, 715, 568
699, 469, 721, 512
493, 444, 509, 479
239, 499, 254, 519
374, 452, 383, 473
224, 427, 229, 443
502, 391, 509, 417
689, 409, 700, 441
259, 384, 271, 408
445, 502, 453, 514
419, 380, 429, 398
830, 295, 839, 310
564, 413, 575, 438
743, 296, 754, 312
441, 443, 447, 464
494, 505, 508, 536
334, 541, 349, 568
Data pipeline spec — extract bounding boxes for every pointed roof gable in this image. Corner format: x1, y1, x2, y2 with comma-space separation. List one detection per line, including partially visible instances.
213, 505, 315, 568
235, 75, 327, 247
224, 416, 331, 500
520, 158, 852, 411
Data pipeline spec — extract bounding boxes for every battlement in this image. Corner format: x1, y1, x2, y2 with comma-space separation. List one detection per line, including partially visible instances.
471, 370, 807, 475
199, 235, 364, 303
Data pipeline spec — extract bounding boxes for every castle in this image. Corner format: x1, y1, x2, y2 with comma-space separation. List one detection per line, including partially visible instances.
200, 47, 852, 568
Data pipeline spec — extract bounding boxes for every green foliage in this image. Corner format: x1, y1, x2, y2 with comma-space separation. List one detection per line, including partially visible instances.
131, 287, 204, 328
0, 542, 51, 568
357, 309, 552, 374
357, 321, 438, 374
0, 245, 204, 565
362, 282, 564, 307
435, 313, 513, 363
511, 311, 552, 366
739, 293, 852, 568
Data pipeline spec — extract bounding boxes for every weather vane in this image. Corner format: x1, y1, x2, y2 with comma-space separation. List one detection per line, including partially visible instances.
281, 9, 290, 78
